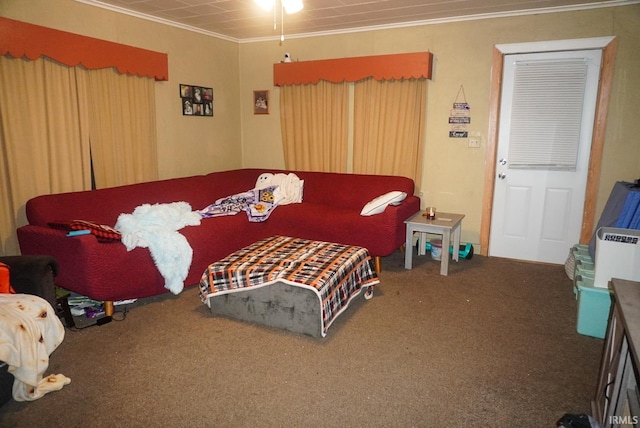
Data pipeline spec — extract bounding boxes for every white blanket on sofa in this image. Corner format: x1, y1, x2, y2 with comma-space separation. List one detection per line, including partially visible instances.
115, 202, 201, 294
0, 294, 70, 401
255, 173, 303, 205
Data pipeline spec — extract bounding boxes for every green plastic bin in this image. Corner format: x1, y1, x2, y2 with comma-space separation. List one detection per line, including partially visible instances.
574, 276, 612, 339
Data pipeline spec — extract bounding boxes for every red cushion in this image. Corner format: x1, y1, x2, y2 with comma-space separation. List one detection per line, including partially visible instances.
48, 220, 121, 243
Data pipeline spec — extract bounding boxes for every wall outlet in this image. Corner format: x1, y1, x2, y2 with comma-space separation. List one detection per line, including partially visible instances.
468, 138, 480, 148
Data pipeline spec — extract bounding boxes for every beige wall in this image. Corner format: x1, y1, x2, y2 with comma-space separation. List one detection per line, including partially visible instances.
2, 1, 639, 248
239, 5, 640, 246
1, 0, 243, 179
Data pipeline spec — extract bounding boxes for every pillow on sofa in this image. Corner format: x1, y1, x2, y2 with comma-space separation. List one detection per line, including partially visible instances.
360, 191, 407, 216
48, 220, 122, 243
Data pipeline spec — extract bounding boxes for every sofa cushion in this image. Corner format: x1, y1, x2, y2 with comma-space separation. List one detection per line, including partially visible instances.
360, 191, 407, 216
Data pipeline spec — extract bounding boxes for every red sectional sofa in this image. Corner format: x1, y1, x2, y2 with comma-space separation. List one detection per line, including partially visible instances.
17, 168, 420, 310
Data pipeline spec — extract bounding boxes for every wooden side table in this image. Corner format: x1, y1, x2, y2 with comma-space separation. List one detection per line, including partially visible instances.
404, 211, 465, 275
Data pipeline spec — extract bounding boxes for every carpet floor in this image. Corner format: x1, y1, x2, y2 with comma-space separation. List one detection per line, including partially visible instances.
0, 249, 604, 427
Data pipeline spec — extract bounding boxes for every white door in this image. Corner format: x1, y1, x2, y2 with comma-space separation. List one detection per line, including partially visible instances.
489, 49, 602, 264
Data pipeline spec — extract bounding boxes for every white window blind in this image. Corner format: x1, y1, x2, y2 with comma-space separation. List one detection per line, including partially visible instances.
508, 58, 588, 170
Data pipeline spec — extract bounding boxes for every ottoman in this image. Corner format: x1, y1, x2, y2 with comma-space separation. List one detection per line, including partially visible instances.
199, 236, 379, 337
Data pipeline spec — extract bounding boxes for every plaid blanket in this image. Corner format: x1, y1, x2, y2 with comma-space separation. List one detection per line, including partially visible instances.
199, 236, 380, 336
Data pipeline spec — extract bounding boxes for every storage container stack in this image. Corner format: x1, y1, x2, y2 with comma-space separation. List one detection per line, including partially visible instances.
573, 179, 640, 339
572, 244, 611, 339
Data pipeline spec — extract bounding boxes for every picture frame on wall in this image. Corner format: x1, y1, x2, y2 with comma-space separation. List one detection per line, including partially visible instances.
180, 84, 213, 116
253, 90, 269, 114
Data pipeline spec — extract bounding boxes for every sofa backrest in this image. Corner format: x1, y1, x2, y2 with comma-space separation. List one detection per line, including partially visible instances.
25, 168, 416, 227
217, 168, 416, 210
26, 175, 215, 227
203, 169, 268, 201
294, 170, 416, 209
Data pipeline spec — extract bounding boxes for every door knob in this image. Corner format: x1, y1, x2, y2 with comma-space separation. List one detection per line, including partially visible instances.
498, 173, 507, 179
499, 158, 507, 165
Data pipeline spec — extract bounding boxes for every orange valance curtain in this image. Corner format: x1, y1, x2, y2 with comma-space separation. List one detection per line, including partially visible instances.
273, 52, 432, 86
0, 17, 168, 81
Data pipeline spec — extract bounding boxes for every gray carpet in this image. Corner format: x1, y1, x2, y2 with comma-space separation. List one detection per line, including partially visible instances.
0, 250, 604, 427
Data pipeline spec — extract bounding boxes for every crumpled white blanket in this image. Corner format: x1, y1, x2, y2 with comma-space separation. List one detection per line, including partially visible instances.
0, 294, 70, 401
115, 201, 201, 294
255, 173, 304, 205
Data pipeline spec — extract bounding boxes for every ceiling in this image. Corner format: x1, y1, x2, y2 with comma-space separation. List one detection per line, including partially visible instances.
78, 0, 630, 41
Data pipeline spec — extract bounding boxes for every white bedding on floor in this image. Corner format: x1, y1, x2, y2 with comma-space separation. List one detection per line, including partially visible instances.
0, 293, 70, 401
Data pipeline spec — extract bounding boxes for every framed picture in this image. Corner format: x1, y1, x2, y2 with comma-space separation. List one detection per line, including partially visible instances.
253, 90, 269, 114
180, 84, 213, 116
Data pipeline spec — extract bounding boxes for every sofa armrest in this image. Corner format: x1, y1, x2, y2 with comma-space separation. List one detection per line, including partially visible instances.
17, 224, 164, 302
0, 255, 58, 308
17, 225, 101, 295
376, 194, 421, 251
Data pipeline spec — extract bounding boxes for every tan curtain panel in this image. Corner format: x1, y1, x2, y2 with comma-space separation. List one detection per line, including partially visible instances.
353, 77, 427, 184
0, 55, 92, 256
280, 80, 349, 172
78, 67, 159, 188
0, 55, 159, 256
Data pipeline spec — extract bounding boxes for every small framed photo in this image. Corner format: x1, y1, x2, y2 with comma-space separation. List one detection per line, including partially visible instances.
180, 84, 191, 98
182, 98, 194, 115
180, 84, 213, 116
253, 90, 269, 115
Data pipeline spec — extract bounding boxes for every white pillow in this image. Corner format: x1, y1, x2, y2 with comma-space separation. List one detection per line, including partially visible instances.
360, 191, 407, 216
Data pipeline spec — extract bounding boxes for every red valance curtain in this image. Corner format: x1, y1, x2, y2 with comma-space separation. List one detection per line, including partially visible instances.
0, 17, 168, 81
273, 52, 432, 86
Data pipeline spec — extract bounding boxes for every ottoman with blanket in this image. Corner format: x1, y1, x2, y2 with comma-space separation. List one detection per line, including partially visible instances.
199, 235, 380, 337
17, 169, 419, 314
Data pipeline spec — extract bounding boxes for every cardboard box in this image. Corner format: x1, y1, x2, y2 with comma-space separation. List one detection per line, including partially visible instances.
594, 227, 640, 288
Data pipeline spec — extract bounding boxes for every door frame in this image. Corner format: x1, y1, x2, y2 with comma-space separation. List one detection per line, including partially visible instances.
479, 36, 617, 257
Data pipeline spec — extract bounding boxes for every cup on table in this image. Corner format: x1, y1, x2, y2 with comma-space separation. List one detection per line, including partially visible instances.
425, 206, 436, 220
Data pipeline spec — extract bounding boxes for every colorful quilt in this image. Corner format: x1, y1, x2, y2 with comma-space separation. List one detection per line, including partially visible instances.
199, 236, 380, 336
197, 186, 279, 222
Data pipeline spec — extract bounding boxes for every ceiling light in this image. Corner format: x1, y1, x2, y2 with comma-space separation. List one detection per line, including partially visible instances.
254, 0, 303, 44
283, 0, 303, 14
254, 0, 273, 12
254, 0, 303, 14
